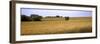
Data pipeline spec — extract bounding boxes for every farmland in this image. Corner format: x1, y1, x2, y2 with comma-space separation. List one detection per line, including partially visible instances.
21, 17, 92, 35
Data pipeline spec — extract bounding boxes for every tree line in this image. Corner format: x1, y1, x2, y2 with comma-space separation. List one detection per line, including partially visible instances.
21, 14, 69, 21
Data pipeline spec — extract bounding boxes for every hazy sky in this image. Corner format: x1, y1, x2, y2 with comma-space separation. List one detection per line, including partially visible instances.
21, 8, 92, 17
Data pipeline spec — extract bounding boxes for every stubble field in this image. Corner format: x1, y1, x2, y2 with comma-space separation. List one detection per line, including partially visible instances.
21, 17, 92, 35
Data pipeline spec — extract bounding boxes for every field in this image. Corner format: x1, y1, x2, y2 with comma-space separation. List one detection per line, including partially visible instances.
21, 17, 92, 35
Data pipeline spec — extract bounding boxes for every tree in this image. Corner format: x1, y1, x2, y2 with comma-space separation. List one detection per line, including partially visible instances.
56, 15, 60, 18
65, 16, 69, 20
31, 14, 43, 21
21, 15, 32, 21
33, 16, 42, 21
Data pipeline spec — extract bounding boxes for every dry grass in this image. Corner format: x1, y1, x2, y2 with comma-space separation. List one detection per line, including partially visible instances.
21, 17, 92, 35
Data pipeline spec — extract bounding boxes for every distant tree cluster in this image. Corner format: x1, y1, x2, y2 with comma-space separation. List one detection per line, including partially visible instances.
31, 14, 42, 21
21, 14, 42, 21
21, 15, 32, 21
65, 16, 69, 20
45, 15, 63, 18
21, 14, 69, 21
56, 15, 60, 18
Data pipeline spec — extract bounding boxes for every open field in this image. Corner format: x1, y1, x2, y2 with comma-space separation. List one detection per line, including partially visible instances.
21, 17, 92, 35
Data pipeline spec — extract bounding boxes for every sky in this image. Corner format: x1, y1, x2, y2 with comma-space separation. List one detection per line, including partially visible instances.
21, 8, 92, 17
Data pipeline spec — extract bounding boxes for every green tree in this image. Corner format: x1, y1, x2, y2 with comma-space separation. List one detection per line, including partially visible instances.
21, 15, 32, 21
31, 14, 43, 21
65, 16, 69, 20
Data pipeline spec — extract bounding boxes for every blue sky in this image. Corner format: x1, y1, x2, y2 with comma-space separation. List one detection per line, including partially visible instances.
21, 8, 92, 17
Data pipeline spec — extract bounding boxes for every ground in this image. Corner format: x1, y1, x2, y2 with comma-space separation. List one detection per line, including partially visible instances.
21, 17, 92, 35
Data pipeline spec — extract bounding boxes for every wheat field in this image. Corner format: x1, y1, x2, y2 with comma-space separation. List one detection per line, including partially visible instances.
21, 17, 92, 35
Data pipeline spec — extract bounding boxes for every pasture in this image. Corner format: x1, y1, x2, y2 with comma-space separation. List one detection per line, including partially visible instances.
21, 17, 92, 35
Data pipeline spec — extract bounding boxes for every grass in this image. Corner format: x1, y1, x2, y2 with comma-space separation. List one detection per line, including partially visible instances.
21, 17, 92, 35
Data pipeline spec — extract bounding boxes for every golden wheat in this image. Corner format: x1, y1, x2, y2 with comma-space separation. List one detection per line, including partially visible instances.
21, 17, 92, 35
